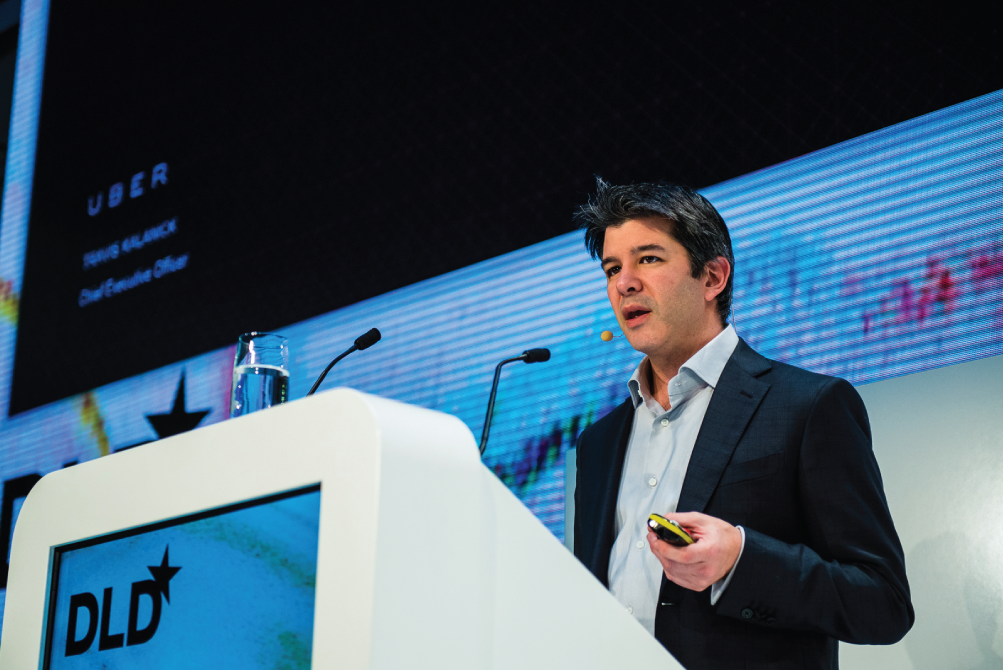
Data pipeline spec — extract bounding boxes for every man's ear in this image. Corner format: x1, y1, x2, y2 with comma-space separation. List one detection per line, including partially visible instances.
703, 256, 731, 302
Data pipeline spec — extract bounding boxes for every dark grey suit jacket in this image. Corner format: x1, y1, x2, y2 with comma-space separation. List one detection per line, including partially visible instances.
574, 339, 914, 669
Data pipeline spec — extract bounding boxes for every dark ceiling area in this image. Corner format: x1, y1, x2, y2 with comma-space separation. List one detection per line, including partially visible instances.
41, 3, 1003, 214
563, 2, 1000, 188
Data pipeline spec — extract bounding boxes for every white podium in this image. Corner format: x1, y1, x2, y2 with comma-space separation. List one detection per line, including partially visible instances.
0, 389, 682, 669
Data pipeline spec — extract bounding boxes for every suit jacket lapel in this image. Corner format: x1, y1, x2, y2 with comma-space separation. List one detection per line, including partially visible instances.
590, 398, 634, 586
677, 339, 772, 514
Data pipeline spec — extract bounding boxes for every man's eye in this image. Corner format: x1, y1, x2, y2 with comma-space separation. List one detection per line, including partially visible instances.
640, 256, 661, 264
605, 266, 620, 278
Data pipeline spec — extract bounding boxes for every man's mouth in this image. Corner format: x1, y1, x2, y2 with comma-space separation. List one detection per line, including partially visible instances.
623, 307, 651, 326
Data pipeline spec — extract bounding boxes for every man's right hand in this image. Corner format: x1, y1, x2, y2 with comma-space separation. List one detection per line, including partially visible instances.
647, 511, 742, 592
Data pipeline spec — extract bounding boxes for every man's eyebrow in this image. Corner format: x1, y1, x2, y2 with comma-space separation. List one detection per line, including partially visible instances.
601, 243, 666, 265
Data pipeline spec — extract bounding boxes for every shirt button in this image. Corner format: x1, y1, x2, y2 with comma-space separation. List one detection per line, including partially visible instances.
636, 540, 645, 549
627, 605, 634, 614
660, 418, 669, 427
648, 477, 657, 487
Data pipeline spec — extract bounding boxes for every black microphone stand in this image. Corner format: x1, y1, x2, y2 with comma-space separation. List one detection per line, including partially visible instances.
479, 348, 550, 457
307, 328, 382, 396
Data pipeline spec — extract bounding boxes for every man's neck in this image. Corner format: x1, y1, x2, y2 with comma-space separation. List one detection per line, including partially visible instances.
646, 324, 726, 409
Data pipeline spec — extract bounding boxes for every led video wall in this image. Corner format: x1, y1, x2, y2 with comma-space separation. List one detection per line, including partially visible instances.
1, 0, 1002, 626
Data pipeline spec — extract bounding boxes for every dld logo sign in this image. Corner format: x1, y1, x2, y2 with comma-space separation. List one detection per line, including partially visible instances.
64, 546, 181, 657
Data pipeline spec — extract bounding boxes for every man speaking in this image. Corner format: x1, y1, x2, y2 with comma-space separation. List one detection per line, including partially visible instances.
572, 180, 913, 669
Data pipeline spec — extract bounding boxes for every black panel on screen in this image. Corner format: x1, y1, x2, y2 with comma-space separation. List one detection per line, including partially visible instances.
10, 2, 1001, 413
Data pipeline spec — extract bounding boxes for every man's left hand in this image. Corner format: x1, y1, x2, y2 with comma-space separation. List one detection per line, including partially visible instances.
647, 511, 742, 592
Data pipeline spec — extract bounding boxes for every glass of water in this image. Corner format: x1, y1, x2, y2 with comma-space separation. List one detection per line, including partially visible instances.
230, 332, 290, 418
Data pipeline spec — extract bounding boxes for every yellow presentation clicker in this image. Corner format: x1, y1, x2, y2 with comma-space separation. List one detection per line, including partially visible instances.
647, 513, 696, 546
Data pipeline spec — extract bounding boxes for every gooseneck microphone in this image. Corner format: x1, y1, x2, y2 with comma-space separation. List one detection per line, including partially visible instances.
306, 328, 382, 396
479, 348, 551, 457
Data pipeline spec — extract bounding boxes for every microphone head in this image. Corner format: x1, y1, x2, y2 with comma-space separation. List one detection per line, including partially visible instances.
521, 348, 551, 363
355, 328, 382, 351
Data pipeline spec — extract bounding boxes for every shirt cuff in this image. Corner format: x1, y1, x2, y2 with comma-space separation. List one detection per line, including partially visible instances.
710, 525, 745, 606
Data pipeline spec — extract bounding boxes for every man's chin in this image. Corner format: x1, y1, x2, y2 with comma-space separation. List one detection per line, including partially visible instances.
622, 330, 659, 355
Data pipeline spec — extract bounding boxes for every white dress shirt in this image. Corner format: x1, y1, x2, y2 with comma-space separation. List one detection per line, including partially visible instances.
607, 325, 746, 634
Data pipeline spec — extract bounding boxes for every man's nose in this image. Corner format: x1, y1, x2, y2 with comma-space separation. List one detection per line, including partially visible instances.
616, 266, 641, 294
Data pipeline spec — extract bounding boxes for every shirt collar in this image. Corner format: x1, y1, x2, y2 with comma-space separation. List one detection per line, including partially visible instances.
628, 325, 740, 409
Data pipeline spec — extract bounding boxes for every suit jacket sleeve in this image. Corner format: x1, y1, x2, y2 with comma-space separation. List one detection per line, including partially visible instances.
713, 377, 914, 644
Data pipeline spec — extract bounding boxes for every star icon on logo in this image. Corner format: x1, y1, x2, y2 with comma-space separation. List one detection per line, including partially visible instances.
145, 373, 210, 440
147, 546, 182, 604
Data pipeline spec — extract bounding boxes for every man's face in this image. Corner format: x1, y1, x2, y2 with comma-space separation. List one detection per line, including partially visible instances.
601, 218, 710, 358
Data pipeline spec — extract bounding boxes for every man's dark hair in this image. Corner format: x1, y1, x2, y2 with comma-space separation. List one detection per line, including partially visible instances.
575, 178, 735, 324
